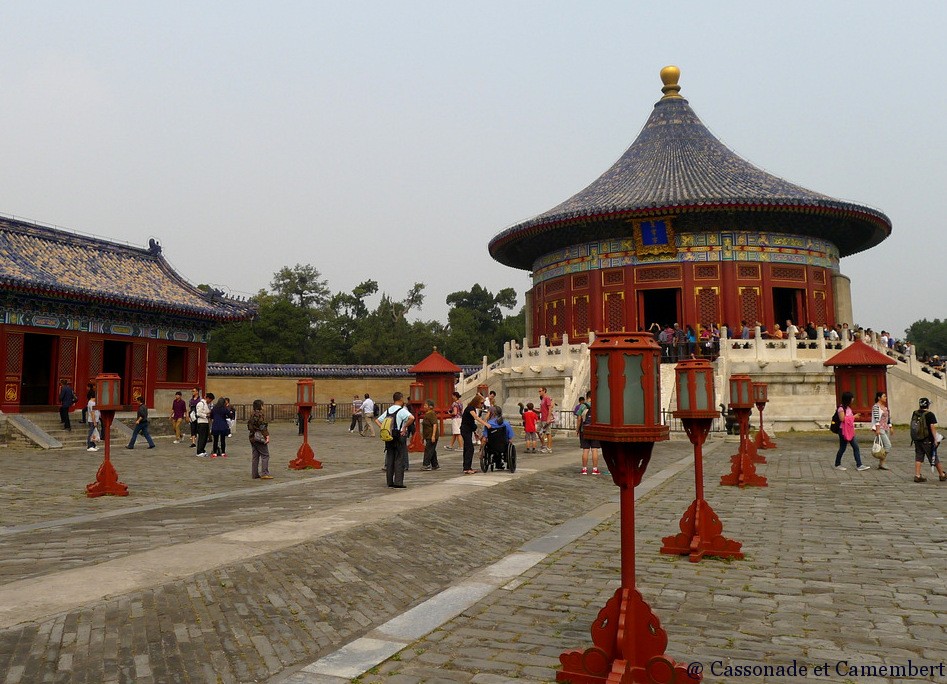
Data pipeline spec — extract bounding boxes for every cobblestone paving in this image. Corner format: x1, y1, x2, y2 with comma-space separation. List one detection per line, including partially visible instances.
0, 421, 665, 683
2, 428, 944, 684
355, 433, 947, 684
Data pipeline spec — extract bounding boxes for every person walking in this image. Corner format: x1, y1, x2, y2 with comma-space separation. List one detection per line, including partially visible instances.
911, 397, 946, 483
170, 391, 187, 444
247, 399, 272, 479
834, 391, 869, 472
188, 388, 201, 448
58, 379, 76, 431
86, 391, 100, 452
447, 391, 463, 450
871, 391, 892, 471
421, 399, 439, 471
81, 382, 94, 424
327, 398, 337, 423
210, 396, 230, 458
126, 395, 156, 449
360, 394, 376, 437
461, 394, 491, 475
195, 392, 212, 457
377, 392, 414, 488
349, 394, 363, 434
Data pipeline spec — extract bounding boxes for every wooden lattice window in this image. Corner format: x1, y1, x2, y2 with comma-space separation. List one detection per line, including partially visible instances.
738, 265, 760, 279
545, 299, 566, 341
740, 287, 760, 324
603, 269, 624, 286
697, 288, 719, 328
6, 333, 23, 375
572, 274, 589, 290
813, 270, 825, 284
59, 336, 77, 381
814, 291, 827, 326
186, 348, 199, 383
87, 339, 103, 377
636, 265, 681, 282
573, 296, 590, 338
545, 278, 565, 294
695, 265, 718, 280
604, 292, 625, 332
771, 265, 806, 281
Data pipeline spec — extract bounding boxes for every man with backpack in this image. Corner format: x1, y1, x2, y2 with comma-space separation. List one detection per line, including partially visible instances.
911, 397, 946, 483
376, 391, 415, 489
576, 396, 599, 475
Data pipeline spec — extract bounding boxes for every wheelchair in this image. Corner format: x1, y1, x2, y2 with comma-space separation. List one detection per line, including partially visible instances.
479, 425, 517, 473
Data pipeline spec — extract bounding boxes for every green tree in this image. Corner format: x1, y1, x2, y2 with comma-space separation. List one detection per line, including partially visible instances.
906, 319, 947, 358
443, 285, 522, 364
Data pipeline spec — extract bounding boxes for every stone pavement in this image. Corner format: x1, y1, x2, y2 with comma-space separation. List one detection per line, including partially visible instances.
0, 422, 945, 683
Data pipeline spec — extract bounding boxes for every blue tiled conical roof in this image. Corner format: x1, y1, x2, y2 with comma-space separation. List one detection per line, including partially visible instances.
489, 69, 891, 270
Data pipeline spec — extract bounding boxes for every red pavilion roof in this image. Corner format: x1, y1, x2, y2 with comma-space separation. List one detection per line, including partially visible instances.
823, 339, 896, 367
409, 348, 462, 374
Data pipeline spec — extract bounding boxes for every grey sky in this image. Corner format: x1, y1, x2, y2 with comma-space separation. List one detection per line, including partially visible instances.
0, 2, 943, 339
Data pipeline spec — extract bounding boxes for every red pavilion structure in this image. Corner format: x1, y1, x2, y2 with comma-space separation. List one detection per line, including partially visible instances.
489, 66, 891, 345
0, 216, 254, 412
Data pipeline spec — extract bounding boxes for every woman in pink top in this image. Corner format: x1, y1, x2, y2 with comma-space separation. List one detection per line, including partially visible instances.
834, 391, 869, 471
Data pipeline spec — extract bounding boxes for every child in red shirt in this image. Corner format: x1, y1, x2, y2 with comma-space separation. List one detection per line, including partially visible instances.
522, 402, 539, 453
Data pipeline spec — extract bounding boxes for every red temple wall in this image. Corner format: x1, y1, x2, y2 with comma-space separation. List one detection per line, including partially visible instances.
529, 261, 836, 345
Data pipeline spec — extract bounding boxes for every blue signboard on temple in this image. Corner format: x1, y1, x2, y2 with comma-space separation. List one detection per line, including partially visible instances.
640, 219, 669, 246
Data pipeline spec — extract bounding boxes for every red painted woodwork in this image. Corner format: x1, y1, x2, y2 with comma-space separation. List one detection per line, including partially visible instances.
661, 418, 744, 562
86, 411, 129, 497
0, 324, 206, 412
289, 406, 322, 470
754, 401, 777, 450
720, 407, 768, 487
558, 442, 698, 683
530, 261, 837, 345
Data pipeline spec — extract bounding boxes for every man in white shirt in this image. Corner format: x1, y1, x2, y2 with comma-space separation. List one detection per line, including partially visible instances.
360, 394, 376, 437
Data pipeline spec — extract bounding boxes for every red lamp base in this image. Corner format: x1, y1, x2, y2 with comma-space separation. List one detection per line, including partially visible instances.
754, 428, 777, 450
558, 587, 700, 683
86, 459, 128, 497
289, 441, 322, 470
720, 446, 768, 487
661, 498, 743, 562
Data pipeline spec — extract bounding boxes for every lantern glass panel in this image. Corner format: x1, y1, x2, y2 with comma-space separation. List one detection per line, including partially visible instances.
677, 372, 691, 412
594, 354, 610, 424
623, 353, 644, 425
694, 370, 709, 411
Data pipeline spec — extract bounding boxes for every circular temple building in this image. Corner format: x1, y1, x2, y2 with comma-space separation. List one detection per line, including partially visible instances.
489, 66, 891, 345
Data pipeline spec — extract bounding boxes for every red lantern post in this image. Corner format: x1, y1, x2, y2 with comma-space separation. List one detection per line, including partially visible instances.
86, 373, 128, 497
558, 333, 698, 684
289, 379, 322, 470
408, 382, 425, 453
661, 358, 743, 562
752, 382, 777, 450
720, 375, 767, 487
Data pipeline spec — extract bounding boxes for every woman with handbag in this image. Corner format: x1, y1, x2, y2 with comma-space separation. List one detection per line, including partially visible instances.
871, 391, 893, 471
247, 399, 272, 480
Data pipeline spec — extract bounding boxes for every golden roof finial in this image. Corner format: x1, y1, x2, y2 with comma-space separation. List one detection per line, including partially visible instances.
660, 65, 682, 100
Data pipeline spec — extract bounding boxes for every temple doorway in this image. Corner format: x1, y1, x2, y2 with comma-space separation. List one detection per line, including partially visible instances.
772, 287, 806, 330
21, 333, 56, 406
638, 288, 681, 331
103, 340, 132, 405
